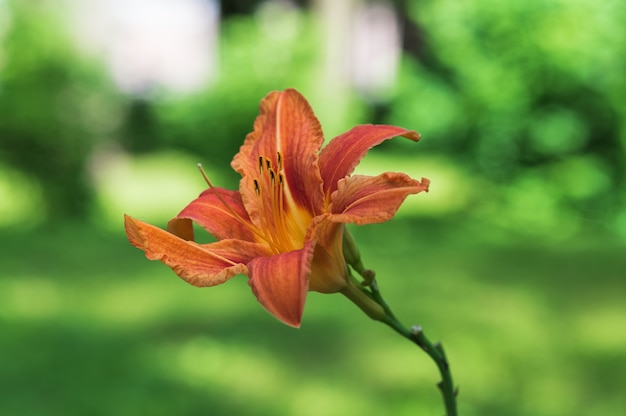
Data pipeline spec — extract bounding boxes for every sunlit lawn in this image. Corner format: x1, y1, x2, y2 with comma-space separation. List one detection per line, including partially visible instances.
1, 217, 625, 416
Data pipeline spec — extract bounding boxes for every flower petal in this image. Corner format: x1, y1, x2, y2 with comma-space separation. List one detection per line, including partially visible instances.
319, 125, 420, 198
232, 89, 325, 219
308, 220, 348, 293
247, 240, 315, 327
125, 214, 270, 287
170, 188, 258, 242
328, 173, 430, 224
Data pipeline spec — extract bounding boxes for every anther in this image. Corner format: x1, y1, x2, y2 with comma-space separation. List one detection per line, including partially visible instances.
197, 163, 213, 187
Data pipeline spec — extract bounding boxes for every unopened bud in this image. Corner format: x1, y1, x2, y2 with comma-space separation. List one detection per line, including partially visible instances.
342, 228, 365, 273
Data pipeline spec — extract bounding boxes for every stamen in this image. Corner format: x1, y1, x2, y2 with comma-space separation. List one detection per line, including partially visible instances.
275, 173, 290, 248
220, 153, 302, 255
197, 163, 213, 186
255, 175, 282, 254
278, 174, 285, 223
268, 168, 291, 252
254, 154, 298, 253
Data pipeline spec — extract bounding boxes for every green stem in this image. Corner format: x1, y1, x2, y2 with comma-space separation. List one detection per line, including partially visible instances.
383, 316, 457, 416
341, 229, 457, 414
344, 277, 458, 416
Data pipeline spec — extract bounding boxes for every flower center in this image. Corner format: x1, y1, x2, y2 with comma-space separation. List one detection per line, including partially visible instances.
197, 158, 310, 256
253, 153, 309, 254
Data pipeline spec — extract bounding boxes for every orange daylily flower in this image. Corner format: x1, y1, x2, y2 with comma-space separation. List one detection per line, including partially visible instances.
124, 88, 429, 327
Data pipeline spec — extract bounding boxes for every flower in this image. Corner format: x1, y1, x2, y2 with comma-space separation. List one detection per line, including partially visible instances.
124, 88, 429, 327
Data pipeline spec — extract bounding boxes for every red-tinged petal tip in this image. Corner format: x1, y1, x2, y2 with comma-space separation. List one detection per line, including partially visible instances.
329, 173, 430, 225
319, 124, 421, 198
247, 241, 315, 327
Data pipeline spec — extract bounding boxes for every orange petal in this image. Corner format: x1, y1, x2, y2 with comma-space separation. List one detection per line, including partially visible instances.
319, 125, 420, 198
172, 188, 258, 242
247, 240, 315, 327
124, 214, 270, 287
232, 89, 325, 220
328, 173, 430, 224
308, 219, 349, 293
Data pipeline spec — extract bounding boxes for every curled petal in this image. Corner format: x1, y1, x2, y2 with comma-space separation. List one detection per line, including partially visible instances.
172, 188, 258, 242
319, 125, 420, 198
328, 173, 430, 224
247, 241, 315, 327
125, 215, 270, 287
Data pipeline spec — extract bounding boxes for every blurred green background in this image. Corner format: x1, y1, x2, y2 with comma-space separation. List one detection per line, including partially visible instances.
1, 0, 625, 415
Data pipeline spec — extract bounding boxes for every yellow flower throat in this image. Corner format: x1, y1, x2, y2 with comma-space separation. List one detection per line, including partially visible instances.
253, 153, 309, 255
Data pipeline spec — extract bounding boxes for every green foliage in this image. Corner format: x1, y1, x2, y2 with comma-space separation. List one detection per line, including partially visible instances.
0, 1, 123, 220
151, 10, 321, 168
383, 0, 626, 237
2, 0, 623, 235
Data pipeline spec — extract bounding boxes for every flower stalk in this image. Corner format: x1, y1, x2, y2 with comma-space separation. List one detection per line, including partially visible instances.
341, 232, 458, 416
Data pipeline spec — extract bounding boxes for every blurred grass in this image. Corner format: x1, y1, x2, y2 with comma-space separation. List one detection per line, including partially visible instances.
1, 219, 625, 416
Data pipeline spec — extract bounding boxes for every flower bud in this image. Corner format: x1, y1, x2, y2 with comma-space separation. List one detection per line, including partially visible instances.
342, 228, 364, 272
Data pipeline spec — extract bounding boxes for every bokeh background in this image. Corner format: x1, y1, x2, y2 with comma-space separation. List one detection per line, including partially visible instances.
1, 0, 625, 415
